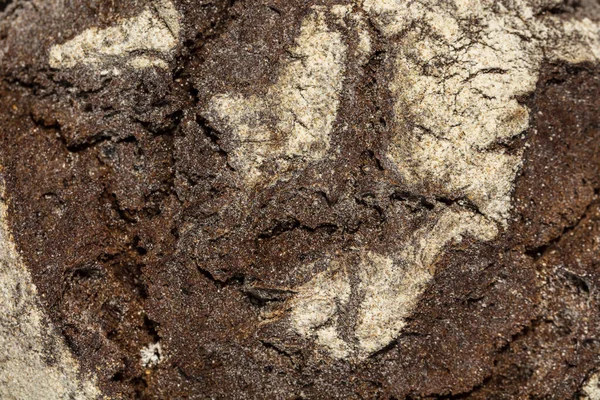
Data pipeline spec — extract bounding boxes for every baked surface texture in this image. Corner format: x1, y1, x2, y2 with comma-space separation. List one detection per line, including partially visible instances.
1, 0, 600, 398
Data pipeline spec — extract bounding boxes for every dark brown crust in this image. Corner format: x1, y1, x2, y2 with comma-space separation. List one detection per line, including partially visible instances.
0, 1, 599, 398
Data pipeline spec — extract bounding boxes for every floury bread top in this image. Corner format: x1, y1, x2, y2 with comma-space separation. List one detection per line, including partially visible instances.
0, 0, 599, 398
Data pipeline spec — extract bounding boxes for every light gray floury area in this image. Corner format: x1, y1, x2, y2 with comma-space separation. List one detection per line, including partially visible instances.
48, 0, 181, 71
0, 182, 99, 399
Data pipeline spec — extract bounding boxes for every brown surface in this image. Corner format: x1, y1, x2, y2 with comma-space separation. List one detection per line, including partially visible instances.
0, 1, 600, 399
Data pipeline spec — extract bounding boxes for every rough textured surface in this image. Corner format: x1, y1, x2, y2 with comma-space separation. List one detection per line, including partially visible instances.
0, 0, 600, 398
286, 208, 498, 359
0, 184, 99, 399
581, 371, 600, 399
207, 6, 347, 184
48, 0, 180, 70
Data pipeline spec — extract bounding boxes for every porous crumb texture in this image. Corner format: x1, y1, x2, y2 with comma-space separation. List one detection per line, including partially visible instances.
0, 0, 599, 398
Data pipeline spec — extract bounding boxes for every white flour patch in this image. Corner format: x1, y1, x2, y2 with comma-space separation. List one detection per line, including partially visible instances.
354, 210, 496, 357
581, 371, 600, 400
0, 182, 99, 399
288, 209, 497, 359
128, 56, 170, 70
140, 342, 163, 367
207, 6, 348, 184
548, 17, 600, 63
49, 0, 180, 70
289, 264, 351, 352
365, 0, 600, 225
